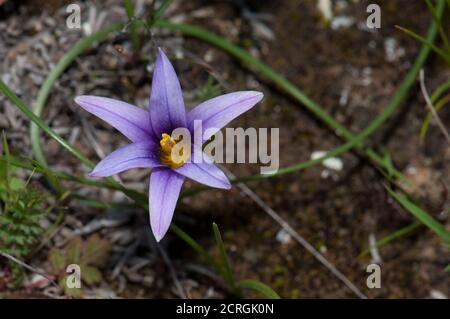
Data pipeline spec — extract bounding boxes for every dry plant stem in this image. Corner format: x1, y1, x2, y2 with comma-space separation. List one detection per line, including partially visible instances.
111, 239, 140, 279
419, 69, 450, 145
80, 116, 123, 183
0, 251, 59, 289
222, 167, 368, 299
154, 241, 187, 298
80, 117, 106, 159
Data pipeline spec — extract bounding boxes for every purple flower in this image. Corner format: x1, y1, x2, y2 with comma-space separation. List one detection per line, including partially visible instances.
74, 48, 263, 241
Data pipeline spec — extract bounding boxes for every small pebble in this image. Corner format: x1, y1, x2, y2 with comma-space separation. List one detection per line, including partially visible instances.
311, 151, 344, 171
331, 16, 355, 30
384, 37, 405, 62
276, 229, 292, 244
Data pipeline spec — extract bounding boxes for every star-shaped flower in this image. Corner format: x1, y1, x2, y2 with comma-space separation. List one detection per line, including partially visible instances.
75, 48, 263, 241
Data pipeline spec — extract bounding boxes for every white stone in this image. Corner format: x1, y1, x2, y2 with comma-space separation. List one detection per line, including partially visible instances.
331, 15, 355, 30
276, 229, 292, 244
311, 151, 344, 171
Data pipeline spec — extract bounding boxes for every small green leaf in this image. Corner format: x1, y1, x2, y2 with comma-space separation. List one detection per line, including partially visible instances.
49, 248, 66, 273
49, 235, 111, 294
9, 177, 25, 191
82, 265, 102, 285
15, 235, 25, 246
82, 234, 111, 267
237, 279, 281, 299
66, 237, 83, 264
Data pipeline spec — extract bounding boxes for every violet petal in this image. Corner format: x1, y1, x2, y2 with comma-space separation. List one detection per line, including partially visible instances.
149, 48, 187, 137
175, 148, 231, 189
187, 91, 263, 141
75, 95, 154, 142
149, 168, 185, 241
89, 141, 161, 177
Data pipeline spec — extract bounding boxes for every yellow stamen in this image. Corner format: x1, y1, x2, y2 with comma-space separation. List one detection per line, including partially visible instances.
159, 133, 190, 168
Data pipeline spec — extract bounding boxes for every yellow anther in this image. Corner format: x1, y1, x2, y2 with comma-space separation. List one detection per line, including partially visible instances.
159, 133, 190, 169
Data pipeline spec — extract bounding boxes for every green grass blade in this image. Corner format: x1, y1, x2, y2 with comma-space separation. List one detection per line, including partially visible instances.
123, 0, 139, 50
72, 193, 138, 209
424, 0, 450, 53
430, 80, 450, 101
212, 223, 236, 291
29, 9, 172, 170
237, 279, 281, 299
158, 0, 445, 188
419, 94, 450, 141
146, 3, 448, 250
22, 0, 444, 203
153, 0, 174, 21
419, 79, 450, 141
1, 73, 223, 282
1, 132, 11, 188
179, 134, 394, 198
0, 79, 241, 276
386, 187, 450, 242
0, 0, 439, 286
123, 0, 134, 19
395, 25, 450, 64
1, 80, 95, 168
1, 156, 119, 191
155, 21, 350, 140
359, 221, 422, 258
170, 224, 221, 272
0, 80, 151, 208
30, 23, 123, 167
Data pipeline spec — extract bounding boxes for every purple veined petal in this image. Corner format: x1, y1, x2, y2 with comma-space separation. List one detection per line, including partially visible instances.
89, 141, 161, 177
149, 168, 185, 242
175, 151, 231, 190
187, 91, 263, 142
75, 95, 154, 142
149, 48, 187, 137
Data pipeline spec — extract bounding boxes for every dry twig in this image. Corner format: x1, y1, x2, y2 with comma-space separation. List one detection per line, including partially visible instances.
222, 167, 368, 299
0, 251, 59, 289
419, 69, 450, 146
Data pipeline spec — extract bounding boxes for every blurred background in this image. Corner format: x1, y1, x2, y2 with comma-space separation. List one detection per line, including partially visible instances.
0, 0, 449, 298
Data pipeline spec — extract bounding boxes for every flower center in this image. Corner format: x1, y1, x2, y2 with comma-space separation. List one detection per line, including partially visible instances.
159, 133, 190, 169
